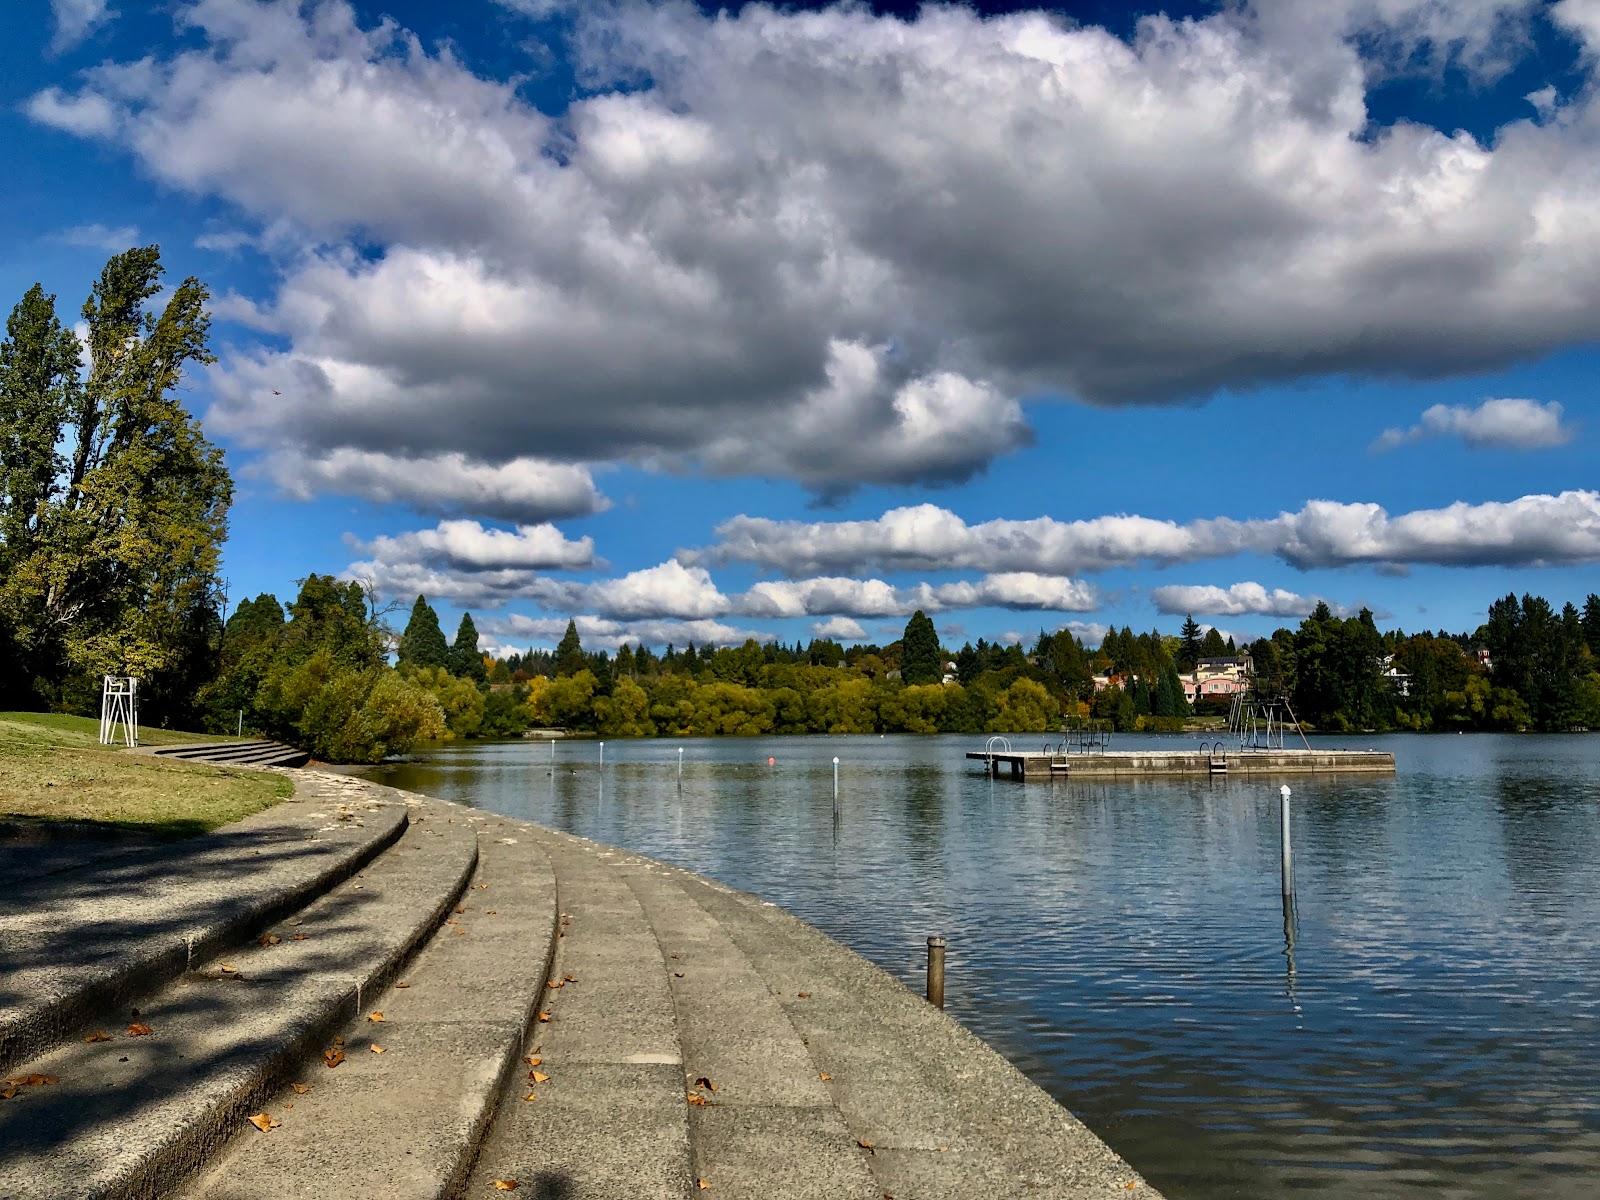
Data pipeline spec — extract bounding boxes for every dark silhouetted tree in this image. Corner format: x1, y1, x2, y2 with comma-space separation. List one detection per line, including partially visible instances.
900, 610, 942, 684
398, 595, 449, 670
450, 612, 486, 682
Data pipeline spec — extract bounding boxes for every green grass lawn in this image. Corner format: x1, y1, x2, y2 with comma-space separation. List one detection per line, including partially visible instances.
0, 712, 291, 836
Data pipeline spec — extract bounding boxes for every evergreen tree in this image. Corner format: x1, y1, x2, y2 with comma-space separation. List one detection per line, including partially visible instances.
1178, 615, 1202, 670
901, 609, 942, 685
398, 595, 450, 670
1581, 593, 1600, 658
1199, 627, 1228, 658
554, 619, 586, 676
450, 612, 486, 682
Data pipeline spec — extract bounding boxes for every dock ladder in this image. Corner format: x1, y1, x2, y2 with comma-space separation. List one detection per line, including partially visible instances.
1045, 740, 1071, 774
1204, 740, 1229, 774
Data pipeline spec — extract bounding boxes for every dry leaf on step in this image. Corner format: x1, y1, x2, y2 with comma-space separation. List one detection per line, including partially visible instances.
246, 1112, 279, 1133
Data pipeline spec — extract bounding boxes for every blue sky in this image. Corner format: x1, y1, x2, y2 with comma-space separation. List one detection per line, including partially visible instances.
5, 0, 1600, 654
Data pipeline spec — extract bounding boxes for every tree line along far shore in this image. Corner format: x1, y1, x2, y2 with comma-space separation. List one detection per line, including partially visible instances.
3, 249, 1599, 763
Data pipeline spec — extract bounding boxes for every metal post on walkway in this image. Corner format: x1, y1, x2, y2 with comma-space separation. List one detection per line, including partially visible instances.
927, 936, 946, 1009
1280, 784, 1295, 899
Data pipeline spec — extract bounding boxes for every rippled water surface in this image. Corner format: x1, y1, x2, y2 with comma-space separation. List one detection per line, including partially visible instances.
363, 733, 1600, 1199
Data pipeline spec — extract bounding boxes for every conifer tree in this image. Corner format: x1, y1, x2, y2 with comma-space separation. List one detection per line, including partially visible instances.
450, 612, 486, 682
398, 595, 449, 670
1178, 615, 1202, 670
554, 619, 585, 676
901, 609, 942, 685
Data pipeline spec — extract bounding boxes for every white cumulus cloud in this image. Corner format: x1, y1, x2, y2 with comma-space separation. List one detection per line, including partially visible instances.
1372, 397, 1574, 451
266, 449, 607, 523
27, 0, 1600, 501
49, 0, 114, 53
1150, 582, 1332, 618
702, 491, 1600, 575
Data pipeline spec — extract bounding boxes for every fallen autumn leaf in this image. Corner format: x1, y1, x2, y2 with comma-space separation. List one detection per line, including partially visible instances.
246, 1113, 278, 1133
323, 1047, 346, 1069
492, 1180, 519, 1191
126, 1023, 153, 1037
84, 1031, 111, 1043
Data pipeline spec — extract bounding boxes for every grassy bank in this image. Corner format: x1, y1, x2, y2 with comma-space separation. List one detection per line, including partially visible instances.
0, 713, 291, 836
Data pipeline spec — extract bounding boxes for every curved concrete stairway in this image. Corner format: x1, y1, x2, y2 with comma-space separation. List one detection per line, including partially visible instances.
0, 771, 1157, 1200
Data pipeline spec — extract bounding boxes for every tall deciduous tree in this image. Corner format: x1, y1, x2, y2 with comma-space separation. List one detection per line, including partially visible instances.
398, 595, 450, 670
900, 610, 942, 685
0, 248, 231, 713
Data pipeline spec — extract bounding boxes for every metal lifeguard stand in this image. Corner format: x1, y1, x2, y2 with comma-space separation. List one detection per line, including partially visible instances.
99, 675, 139, 747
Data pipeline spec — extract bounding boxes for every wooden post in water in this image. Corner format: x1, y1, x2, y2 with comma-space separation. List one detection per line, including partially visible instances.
1279, 784, 1295, 898
927, 936, 946, 1009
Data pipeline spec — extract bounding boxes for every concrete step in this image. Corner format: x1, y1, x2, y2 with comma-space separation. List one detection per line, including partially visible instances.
0, 810, 478, 1200
625, 869, 882, 1200
674, 873, 1151, 1197
0, 781, 408, 1076
151, 742, 307, 769
180, 815, 558, 1200
150, 742, 275, 761
465, 834, 693, 1200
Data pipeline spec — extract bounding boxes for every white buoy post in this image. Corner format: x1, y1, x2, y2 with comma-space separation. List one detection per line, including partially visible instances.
1279, 784, 1295, 898
677, 746, 684, 782
550, 738, 556, 764
832, 756, 840, 821
599, 740, 605, 769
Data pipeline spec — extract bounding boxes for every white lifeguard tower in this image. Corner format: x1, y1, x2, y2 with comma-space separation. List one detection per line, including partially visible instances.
99, 675, 139, 747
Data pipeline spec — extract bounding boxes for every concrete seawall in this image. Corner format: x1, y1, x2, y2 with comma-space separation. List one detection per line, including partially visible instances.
1, 767, 1163, 1199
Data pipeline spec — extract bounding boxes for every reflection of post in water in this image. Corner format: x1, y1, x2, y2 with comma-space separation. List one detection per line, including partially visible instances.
1278, 783, 1301, 1011
1282, 889, 1297, 979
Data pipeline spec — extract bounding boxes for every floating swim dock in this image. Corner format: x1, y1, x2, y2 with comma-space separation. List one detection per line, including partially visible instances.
968, 745, 1396, 779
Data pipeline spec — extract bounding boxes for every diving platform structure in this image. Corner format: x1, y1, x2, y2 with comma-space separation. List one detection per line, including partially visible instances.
968, 673, 1396, 779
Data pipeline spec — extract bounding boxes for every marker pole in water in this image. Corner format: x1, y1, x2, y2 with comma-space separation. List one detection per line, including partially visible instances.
832, 756, 840, 822
550, 738, 556, 764
677, 746, 684, 782
1280, 784, 1295, 898
927, 936, 946, 1009
599, 740, 605, 769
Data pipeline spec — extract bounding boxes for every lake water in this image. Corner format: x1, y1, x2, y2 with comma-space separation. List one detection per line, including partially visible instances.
361, 733, 1600, 1199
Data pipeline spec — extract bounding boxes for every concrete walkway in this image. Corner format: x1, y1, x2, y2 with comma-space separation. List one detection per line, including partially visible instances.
0, 769, 1160, 1199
